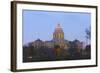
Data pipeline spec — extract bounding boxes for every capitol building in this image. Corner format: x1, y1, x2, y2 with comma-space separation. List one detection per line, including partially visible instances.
28, 23, 83, 50
23, 23, 89, 62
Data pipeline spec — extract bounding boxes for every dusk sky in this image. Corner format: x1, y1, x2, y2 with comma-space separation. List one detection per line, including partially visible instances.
23, 10, 91, 45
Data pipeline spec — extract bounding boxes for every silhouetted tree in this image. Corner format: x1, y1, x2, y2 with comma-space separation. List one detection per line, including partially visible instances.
83, 45, 91, 59
85, 26, 91, 44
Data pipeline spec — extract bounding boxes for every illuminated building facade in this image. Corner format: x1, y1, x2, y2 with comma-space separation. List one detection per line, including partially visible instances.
53, 24, 68, 49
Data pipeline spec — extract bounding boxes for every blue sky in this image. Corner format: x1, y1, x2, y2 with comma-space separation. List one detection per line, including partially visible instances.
23, 10, 91, 45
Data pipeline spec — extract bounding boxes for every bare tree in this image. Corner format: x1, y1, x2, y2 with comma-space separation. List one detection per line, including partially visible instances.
85, 26, 91, 45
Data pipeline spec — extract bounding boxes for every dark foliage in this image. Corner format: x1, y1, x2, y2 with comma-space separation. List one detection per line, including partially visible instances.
23, 44, 91, 62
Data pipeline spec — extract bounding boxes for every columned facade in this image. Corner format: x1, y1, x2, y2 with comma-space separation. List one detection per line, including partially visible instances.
53, 24, 65, 48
